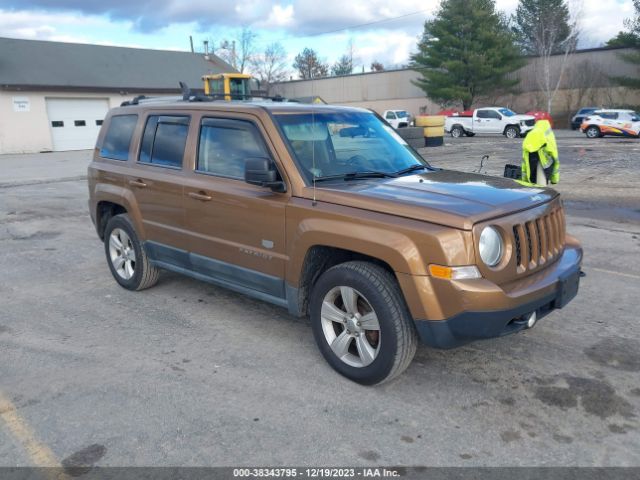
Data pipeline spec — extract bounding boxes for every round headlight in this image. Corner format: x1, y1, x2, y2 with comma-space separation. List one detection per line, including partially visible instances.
479, 226, 503, 267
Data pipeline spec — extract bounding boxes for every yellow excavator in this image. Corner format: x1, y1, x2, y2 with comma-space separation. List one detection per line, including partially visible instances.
202, 73, 255, 100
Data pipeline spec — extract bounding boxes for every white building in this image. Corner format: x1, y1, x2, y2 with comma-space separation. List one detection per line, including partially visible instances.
0, 37, 232, 154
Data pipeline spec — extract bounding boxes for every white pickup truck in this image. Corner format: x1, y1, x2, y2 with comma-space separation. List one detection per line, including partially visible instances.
445, 107, 536, 139
383, 110, 413, 129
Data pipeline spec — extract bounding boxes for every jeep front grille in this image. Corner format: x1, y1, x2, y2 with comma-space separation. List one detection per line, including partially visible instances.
512, 207, 565, 273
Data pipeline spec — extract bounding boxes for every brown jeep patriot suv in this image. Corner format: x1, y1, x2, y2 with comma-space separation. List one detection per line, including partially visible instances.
88, 98, 582, 384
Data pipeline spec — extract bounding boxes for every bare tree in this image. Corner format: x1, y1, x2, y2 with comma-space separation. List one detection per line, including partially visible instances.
216, 27, 258, 73
331, 39, 356, 76
528, 0, 582, 113
370, 60, 385, 72
251, 42, 289, 91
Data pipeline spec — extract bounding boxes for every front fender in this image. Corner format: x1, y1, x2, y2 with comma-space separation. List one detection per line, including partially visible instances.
286, 217, 425, 285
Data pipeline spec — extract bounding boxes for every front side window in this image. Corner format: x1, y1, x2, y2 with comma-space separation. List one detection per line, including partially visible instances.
385, 112, 396, 119
197, 119, 269, 179
275, 111, 428, 183
100, 114, 138, 161
139, 115, 190, 168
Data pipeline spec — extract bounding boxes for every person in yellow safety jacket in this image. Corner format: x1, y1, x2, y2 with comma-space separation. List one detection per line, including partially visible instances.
520, 119, 559, 186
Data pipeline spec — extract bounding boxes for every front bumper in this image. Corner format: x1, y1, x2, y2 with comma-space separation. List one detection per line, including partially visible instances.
406, 240, 582, 349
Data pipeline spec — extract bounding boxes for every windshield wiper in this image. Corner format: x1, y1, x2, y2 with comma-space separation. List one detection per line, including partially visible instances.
395, 164, 428, 176
312, 171, 397, 182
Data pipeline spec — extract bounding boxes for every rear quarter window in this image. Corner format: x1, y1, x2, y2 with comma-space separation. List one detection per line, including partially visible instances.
100, 114, 138, 161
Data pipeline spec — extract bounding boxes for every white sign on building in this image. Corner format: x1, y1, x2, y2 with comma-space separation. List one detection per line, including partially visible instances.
12, 96, 30, 112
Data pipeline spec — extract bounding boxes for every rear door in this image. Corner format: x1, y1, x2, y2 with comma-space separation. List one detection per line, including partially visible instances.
182, 114, 288, 300
126, 113, 192, 259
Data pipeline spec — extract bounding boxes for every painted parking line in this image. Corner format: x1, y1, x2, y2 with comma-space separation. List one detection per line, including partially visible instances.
590, 267, 640, 280
0, 391, 70, 479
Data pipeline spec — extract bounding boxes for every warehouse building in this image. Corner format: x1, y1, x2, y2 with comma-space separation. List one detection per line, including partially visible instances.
0, 37, 232, 154
272, 46, 640, 125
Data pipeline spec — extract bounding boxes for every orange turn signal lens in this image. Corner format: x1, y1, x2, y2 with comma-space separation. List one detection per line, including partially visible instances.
429, 265, 452, 279
429, 265, 481, 280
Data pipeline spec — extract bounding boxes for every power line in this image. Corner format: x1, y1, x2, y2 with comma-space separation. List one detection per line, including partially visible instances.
301, 8, 430, 37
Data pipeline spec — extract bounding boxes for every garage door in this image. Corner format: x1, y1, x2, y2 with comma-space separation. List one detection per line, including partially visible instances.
46, 98, 109, 151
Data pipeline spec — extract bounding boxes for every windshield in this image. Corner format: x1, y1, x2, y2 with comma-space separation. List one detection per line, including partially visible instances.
274, 111, 428, 182
396, 111, 409, 118
498, 108, 516, 117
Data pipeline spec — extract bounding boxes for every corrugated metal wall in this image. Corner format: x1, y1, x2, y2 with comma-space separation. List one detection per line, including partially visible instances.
272, 47, 638, 107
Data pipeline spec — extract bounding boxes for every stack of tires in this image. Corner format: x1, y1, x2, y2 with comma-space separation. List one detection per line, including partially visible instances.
415, 115, 445, 147
396, 126, 424, 150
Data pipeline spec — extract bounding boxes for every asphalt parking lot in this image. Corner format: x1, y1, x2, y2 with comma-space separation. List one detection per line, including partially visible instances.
1, 130, 639, 469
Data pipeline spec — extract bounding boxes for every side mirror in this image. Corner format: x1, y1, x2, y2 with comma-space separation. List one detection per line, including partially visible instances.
245, 157, 286, 192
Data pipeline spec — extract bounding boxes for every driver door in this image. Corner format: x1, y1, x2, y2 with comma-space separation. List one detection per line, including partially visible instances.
182, 115, 289, 299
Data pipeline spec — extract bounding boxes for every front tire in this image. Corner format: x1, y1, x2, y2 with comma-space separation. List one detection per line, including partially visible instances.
504, 126, 520, 139
104, 213, 159, 291
310, 261, 418, 385
585, 126, 601, 138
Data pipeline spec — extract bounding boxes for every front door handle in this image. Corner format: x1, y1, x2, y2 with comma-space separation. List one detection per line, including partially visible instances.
188, 191, 212, 201
129, 179, 147, 188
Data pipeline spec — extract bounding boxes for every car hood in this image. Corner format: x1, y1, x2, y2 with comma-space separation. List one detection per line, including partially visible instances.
512, 114, 535, 122
305, 169, 558, 230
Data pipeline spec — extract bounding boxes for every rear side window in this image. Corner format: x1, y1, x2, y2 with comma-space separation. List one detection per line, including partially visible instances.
100, 114, 138, 161
139, 115, 190, 168
197, 118, 268, 179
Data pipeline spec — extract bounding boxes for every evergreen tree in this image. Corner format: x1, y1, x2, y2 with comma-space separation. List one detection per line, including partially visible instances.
331, 54, 353, 76
410, 0, 523, 110
293, 48, 329, 79
612, 0, 640, 89
511, 0, 573, 55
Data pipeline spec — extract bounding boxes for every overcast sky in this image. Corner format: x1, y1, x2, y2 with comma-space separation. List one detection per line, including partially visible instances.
0, 0, 634, 77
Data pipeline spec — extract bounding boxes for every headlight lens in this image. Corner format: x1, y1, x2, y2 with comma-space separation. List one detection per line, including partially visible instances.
479, 226, 503, 267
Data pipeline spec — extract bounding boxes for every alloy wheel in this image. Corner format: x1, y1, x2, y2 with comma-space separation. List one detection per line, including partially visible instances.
320, 286, 381, 368
108, 228, 136, 280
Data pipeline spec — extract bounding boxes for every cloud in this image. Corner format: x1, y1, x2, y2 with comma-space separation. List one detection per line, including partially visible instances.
2, 0, 435, 34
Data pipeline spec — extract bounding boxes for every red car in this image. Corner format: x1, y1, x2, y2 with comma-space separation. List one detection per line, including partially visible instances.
526, 111, 554, 128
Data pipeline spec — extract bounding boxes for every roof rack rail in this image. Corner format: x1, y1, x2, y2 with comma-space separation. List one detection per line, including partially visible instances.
120, 82, 299, 107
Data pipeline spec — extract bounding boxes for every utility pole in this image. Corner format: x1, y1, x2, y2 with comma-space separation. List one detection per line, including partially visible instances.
189, 35, 194, 53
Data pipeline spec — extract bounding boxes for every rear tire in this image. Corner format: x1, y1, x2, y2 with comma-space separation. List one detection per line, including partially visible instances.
450, 126, 464, 138
310, 261, 418, 385
104, 213, 159, 291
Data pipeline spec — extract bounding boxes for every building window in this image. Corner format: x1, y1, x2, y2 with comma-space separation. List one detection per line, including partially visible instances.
100, 114, 138, 161
197, 119, 269, 179
139, 115, 190, 168
74, 120, 86, 127
96, 119, 104, 126
51, 121, 64, 128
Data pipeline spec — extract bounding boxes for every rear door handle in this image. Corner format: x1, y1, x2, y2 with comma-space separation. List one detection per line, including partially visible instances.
188, 191, 212, 201
129, 179, 147, 188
